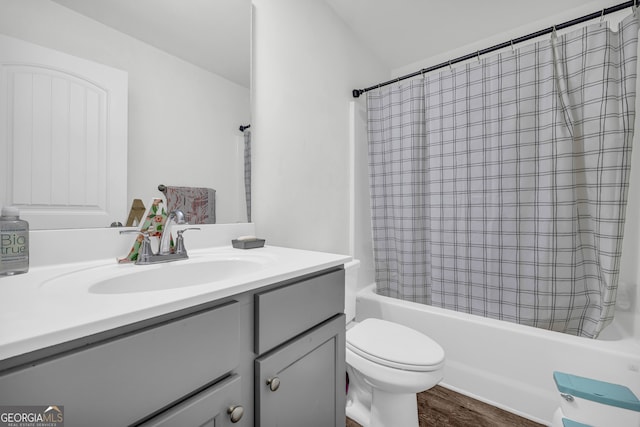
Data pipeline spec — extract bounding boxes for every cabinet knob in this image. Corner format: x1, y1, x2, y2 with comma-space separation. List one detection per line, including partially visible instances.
227, 405, 244, 423
266, 376, 280, 392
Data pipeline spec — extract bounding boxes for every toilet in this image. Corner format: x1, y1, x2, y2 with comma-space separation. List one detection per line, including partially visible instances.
344, 260, 445, 427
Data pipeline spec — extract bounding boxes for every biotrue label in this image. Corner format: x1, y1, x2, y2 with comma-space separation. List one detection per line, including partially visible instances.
0, 206, 29, 276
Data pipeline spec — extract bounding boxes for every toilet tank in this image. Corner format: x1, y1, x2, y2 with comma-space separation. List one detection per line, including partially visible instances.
344, 260, 361, 322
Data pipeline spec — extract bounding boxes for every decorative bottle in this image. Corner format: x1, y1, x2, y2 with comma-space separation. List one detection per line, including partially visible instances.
0, 206, 29, 276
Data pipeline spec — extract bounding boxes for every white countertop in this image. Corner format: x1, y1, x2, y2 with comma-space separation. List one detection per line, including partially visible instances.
0, 244, 350, 362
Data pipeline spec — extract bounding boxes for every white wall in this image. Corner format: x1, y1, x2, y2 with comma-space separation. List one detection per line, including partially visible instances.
0, 0, 250, 224
350, 100, 376, 291
251, 0, 388, 255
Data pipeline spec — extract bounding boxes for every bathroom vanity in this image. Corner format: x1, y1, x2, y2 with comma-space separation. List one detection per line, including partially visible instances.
0, 225, 349, 427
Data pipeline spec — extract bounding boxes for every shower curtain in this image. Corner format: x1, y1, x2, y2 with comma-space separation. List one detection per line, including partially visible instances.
244, 130, 252, 222
367, 13, 638, 338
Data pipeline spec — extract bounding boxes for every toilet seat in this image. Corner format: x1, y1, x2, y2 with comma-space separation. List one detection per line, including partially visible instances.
346, 318, 445, 372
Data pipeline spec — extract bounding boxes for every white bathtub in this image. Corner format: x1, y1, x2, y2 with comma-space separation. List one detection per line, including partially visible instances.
354, 283, 640, 425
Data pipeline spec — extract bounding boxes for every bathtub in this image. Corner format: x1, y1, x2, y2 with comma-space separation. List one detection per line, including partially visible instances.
354, 283, 640, 425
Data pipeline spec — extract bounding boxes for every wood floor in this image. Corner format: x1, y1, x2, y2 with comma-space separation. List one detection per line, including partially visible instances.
346, 385, 544, 427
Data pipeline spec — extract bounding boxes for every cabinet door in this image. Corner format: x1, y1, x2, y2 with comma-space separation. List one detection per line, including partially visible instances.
138, 374, 245, 427
255, 314, 345, 427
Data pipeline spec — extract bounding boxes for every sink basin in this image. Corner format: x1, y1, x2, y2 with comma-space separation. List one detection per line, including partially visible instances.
41, 252, 271, 294
90, 258, 266, 294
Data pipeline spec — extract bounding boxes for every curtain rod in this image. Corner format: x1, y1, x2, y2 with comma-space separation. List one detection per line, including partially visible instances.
352, 1, 636, 98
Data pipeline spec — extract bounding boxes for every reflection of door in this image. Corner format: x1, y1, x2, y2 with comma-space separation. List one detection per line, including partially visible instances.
0, 34, 127, 229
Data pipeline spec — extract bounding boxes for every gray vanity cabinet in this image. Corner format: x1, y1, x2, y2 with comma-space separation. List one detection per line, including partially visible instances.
0, 300, 244, 427
254, 269, 346, 427
0, 266, 346, 427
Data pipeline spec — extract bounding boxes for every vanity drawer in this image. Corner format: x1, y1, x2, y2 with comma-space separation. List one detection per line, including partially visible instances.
0, 300, 240, 427
255, 268, 344, 354
139, 374, 245, 427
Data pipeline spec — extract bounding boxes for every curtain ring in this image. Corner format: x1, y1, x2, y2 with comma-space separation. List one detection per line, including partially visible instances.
510, 40, 515, 53
448, 60, 453, 71
477, 50, 481, 63
551, 25, 558, 40
600, 8, 605, 24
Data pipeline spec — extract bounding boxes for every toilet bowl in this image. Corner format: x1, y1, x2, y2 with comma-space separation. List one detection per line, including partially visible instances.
344, 261, 445, 427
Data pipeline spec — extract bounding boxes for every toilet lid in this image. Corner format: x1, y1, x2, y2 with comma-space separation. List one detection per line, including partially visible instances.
346, 318, 445, 372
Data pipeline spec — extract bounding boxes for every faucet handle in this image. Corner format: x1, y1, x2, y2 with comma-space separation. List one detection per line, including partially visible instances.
136, 233, 154, 263
120, 230, 154, 263
175, 227, 201, 255
176, 227, 201, 234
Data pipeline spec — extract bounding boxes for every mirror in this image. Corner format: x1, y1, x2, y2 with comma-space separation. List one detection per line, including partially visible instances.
0, 0, 251, 229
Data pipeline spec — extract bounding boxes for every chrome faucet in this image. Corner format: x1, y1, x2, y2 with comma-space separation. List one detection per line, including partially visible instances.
159, 209, 186, 255
120, 210, 200, 265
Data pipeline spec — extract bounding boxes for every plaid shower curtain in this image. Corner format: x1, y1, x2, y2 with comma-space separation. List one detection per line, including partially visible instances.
367, 13, 638, 338
244, 130, 252, 223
